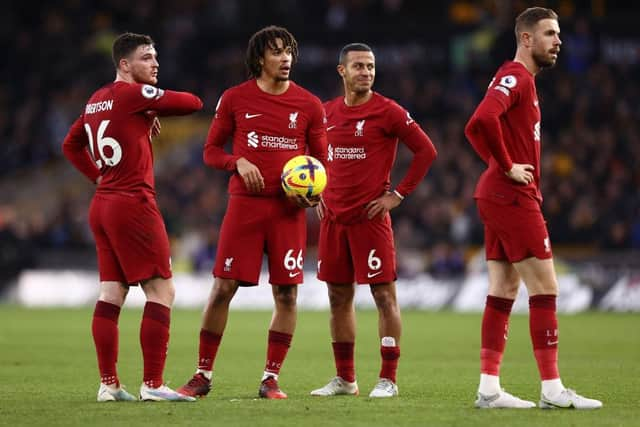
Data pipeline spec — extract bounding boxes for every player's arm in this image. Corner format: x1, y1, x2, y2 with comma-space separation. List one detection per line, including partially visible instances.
394, 127, 437, 198
366, 108, 437, 220
464, 94, 512, 170
465, 95, 533, 184
202, 92, 264, 192
62, 115, 101, 184
124, 84, 203, 116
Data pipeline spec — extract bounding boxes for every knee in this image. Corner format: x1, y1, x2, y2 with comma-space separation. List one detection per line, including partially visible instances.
273, 287, 297, 309
210, 280, 236, 305
371, 284, 397, 312
328, 286, 354, 311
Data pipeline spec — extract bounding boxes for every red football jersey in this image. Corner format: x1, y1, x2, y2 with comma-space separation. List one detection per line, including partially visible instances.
63, 81, 202, 195
322, 92, 434, 224
466, 61, 542, 208
203, 80, 327, 197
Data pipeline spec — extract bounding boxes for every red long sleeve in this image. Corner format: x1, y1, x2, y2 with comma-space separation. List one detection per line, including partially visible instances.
465, 95, 513, 171
395, 127, 437, 197
143, 90, 203, 116
203, 119, 239, 171
62, 116, 101, 183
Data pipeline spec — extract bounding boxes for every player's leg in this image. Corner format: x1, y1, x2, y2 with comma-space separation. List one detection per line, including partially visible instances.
479, 260, 519, 392
515, 257, 602, 409
180, 196, 264, 397
474, 199, 534, 408
177, 278, 240, 398
349, 215, 399, 397
257, 284, 297, 399
137, 277, 193, 402
257, 199, 306, 399
310, 282, 359, 396
368, 281, 401, 398
93, 281, 137, 402
89, 196, 136, 402
312, 217, 359, 396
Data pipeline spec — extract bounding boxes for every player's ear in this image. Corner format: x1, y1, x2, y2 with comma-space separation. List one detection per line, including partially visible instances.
119, 57, 129, 72
337, 64, 345, 77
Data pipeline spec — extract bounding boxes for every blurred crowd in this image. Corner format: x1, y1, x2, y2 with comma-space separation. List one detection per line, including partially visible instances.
1, 1, 639, 282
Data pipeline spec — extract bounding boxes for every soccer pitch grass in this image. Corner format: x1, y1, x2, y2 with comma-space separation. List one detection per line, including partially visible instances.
0, 307, 637, 426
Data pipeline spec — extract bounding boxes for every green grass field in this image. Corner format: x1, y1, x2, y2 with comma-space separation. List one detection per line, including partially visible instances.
0, 307, 637, 426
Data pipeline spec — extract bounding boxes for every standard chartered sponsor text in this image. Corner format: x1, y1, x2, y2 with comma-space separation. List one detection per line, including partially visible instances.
261, 135, 298, 149
335, 146, 366, 159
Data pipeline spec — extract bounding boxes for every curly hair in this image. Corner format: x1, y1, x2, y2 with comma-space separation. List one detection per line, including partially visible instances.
246, 26, 298, 78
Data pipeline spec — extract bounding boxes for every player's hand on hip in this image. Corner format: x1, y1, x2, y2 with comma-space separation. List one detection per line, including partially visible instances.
506, 163, 534, 185
150, 117, 161, 138
236, 157, 265, 193
366, 191, 401, 220
316, 197, 326, 220
288, 194, 320, 208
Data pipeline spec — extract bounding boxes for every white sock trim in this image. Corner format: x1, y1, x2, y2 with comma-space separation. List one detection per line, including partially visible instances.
541, 378, 565, 398
196, 369, 212, 380
478, 373, 501, 395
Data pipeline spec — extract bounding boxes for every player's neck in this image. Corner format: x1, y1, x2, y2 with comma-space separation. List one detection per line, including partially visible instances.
344, 90, 372, 107
514, 50, 540, 76
114, 71, 135, 84
256, 77, 290, 95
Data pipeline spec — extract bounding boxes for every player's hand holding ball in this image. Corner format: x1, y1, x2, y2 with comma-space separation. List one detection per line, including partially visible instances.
281, 155, 327, 208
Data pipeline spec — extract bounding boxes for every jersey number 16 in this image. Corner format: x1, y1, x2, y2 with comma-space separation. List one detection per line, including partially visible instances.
84, 120, 123, 168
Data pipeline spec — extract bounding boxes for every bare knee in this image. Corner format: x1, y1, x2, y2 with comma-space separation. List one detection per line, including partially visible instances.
327, 284, 354, 311
370, 283, 398, 313
98, 281, 128, 306
141, 277, 175, 306
273, 285, 297, 310
209, 279, 238, 306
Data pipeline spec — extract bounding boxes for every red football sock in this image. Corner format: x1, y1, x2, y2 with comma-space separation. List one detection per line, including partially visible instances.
529, 294, 560, 380
480, 295, 514, 375
264, 330, 292, 376
332, 342, 355, 382
140, 302, 171, 388
92, 301, 121, 386
198, 329, 222, 371
379, 346, 400, 383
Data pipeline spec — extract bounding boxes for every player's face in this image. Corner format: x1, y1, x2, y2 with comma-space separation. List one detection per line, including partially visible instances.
340, 51, 375, 94
261, 38, 293, 82
530, 18, 561, 69
127, 44, 159, 85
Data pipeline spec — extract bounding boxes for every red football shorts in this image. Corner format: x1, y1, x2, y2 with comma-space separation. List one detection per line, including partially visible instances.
318, 214, 396, 285
89, 193, 172, 284
476, 198, 552, 262
213, 195, 306, 286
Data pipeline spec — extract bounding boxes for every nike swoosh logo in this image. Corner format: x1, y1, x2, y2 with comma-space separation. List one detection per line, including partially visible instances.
367, 271, 382, 278
547, 340, 558, 346
245, 113, 262, 119
326, 125, 336, 131
289, 272, 301, 278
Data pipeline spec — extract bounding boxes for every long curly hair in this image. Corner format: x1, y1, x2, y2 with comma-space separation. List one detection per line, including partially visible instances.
246, 26, 298, 78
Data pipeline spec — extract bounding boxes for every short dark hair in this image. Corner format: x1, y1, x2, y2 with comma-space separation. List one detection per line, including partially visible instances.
338, 43, 373, 64
245, 26, 298, 78
112, 32, 154, 68
515, 7, 558, 43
